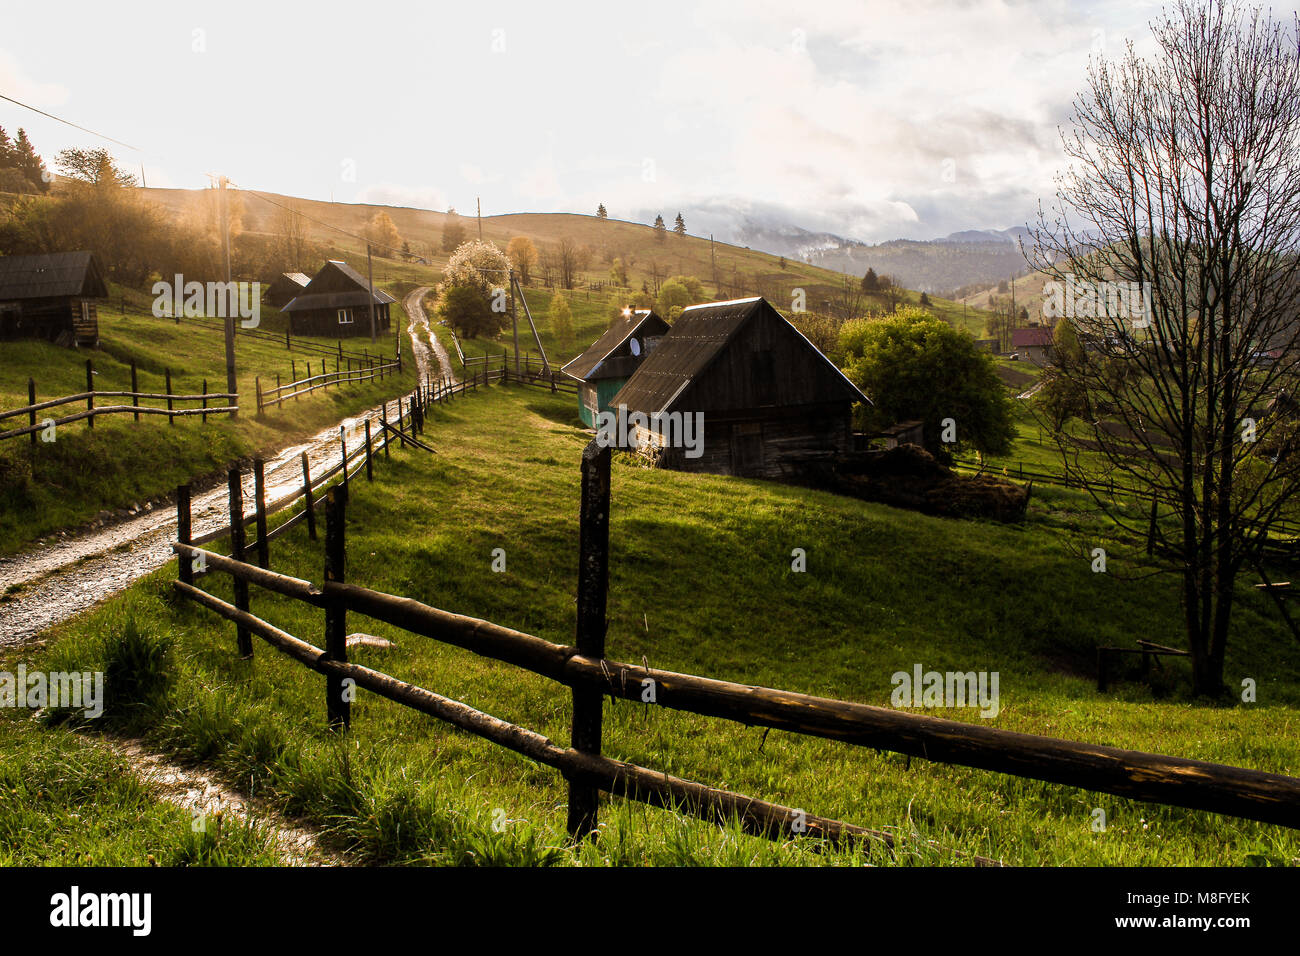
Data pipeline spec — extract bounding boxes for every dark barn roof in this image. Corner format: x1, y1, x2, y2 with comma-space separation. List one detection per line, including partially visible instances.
562, 308, 670, 381
263, 272, 311, 305
282, 260, 396, 312
613, 297, 869, 414
0, 251, 108, 301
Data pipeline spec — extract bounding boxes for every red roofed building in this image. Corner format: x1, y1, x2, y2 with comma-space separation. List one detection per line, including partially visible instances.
1011, 327, 1055, 365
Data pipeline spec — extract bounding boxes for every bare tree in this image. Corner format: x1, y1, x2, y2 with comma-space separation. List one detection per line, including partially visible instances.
1027, 0, 1300, 695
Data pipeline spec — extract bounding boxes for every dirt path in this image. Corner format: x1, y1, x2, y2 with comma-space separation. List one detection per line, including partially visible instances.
105, 736, 349, 866
0, 364, 415, 648
405, 286, 458, 385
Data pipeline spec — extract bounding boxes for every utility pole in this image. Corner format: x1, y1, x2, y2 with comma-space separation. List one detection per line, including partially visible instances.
219, 175, 237, 419
509, 268, 521, 375
367, 244, 377, 344
710, 234, 717, 290
477, 196, 483, 240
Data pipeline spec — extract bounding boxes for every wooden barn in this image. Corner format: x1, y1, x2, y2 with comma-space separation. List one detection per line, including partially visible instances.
612, 297, 870, 478
562, 308, 670, 427
262, 272, 311, 308
280, 260, 395, 337
0, 251, 107, 348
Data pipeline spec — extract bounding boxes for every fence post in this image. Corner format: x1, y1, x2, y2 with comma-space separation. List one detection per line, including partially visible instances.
86, 359, 94, 430
568, 440, 612, 840
177, 484, 193, 586
165, 369, 174, 426
256, 376, 263, 416
324, 484, 350, 730
340, 426, 349, 490
365, 419, 374, 481
301, 451, 317, 541
292, 360, 297, 397
227, 468, 253, 658
276, 373, 282, 409
254, 457, 270, 569
381, 404, 390, 459
131, 360, 140, 422
27, 378, 35, 447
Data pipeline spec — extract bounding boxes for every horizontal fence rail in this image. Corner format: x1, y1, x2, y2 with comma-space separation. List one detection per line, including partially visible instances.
170, 434, 1300, 866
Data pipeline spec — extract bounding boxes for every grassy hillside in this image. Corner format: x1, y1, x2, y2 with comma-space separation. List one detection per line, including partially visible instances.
144, 188, 989, 339
0, 282, 417, 555
23, 383, 1300, 866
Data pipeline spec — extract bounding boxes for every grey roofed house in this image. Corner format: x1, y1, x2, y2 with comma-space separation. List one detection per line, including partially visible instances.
280, 260, 396, 337
262, 272, 311, 308
612, 296, 870, 478
0, 250, 108, 347
561, 308, 670, 427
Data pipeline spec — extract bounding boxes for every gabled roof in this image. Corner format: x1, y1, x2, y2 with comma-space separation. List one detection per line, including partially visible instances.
1011, 327, 1054, 348
275, 272, 311, 288
0, 251, 108, 300
281, 260, 396, 312
613, 297, 869, 414
561, 309, 669, 381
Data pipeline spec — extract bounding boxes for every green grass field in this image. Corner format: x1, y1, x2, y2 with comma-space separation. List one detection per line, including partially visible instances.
0, 716, 281, 866
18, 383, 1300, 867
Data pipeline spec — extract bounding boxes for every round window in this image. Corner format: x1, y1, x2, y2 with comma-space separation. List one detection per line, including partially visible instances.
630, 337, 641, 356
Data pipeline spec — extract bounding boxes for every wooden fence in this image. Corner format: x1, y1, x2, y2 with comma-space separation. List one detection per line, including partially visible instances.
170, 438, 1300, 864
125, 300, 401, 367
257, 356, 402, 413
460, 351, 579, 396
0, 359, 236, 442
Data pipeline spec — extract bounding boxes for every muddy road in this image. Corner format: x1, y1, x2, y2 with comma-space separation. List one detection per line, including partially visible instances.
0, 314, 432, 648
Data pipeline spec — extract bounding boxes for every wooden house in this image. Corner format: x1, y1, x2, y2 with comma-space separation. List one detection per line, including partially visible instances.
0, 251, 107, 347
612, 297, 870, 478
280, 260, 395, 337
262, 272, 311, 308
562, 308, 670, 427
1011, 327, 1054, 365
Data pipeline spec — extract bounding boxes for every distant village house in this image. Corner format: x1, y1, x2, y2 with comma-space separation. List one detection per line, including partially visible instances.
280, 260, 395, 337
0, 251, 107, 348
562, 308, 670, 427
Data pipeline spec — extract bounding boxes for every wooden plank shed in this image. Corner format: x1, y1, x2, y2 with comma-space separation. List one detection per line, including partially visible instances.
262, 271, 311, 308
561, 308, 670, 426
612, 296, 870, 478
280, 260, 395, 337
0, 250, 107, 348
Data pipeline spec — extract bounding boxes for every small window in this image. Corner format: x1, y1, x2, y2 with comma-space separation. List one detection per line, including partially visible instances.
338, 309, 353, 325
629, 337, 641, 357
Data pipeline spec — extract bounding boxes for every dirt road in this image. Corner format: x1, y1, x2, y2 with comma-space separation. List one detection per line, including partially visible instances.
404, 285, 458, 385
0, 341, 426, 647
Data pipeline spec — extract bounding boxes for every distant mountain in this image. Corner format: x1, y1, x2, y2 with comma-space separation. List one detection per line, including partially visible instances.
661, 203, 1037, 296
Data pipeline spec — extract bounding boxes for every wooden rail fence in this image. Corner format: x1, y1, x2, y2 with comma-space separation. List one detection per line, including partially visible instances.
257, 356, 402, 413
0, 359, 236, 442
171, 437, 1300, 864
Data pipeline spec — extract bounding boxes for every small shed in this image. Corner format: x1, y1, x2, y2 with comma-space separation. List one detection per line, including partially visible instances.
612, 297, 870, 478
562, 308, 670, 427
262, 272, 311, 308
0, 251, 107, 347
280, 260, 395, 337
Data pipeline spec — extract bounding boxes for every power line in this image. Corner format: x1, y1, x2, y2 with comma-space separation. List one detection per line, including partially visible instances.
0, 91, 141, 152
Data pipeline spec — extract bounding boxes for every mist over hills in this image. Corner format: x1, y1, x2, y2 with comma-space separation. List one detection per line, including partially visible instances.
646, 203, 1037, 296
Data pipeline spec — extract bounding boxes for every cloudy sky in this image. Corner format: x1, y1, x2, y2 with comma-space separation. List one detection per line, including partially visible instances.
3, 0, 1290, 243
